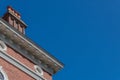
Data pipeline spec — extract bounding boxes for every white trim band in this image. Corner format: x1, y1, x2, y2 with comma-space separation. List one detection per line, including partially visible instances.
0, 50, 44, 80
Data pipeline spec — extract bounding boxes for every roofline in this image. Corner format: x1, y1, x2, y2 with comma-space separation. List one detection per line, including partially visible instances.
0, 18, 64, 68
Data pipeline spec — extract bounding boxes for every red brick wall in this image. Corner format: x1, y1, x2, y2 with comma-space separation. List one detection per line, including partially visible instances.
43, 70, 52, 80
7, 46, 35, 70
0, 45, 52, 80
0, 58, 35, 80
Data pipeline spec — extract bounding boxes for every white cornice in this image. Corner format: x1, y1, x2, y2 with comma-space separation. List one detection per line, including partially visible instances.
0, 18, 64, 74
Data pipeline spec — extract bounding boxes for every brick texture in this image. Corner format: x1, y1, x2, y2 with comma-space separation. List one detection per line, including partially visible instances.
0, 58, 35, 80
0, 45, 52, 80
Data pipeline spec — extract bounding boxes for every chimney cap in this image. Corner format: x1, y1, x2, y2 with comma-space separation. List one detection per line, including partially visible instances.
7, 6, 21, 17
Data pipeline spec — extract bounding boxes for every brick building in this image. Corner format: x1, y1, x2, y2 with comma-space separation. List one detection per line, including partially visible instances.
0, 6, 63, 80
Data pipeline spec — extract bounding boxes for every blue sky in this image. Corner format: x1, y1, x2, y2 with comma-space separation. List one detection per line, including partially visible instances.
1, 0, 120, 80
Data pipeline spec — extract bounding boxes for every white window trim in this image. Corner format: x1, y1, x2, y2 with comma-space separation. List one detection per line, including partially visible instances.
34, 65, 48, 80
34, 65, 43, 76
0, 66, 8, 80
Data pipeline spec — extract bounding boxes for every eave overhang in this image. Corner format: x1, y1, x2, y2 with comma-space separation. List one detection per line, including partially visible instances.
0, 18, 64, 74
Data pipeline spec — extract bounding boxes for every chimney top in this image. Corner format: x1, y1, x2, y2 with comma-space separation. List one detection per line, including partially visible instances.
2, 6, 27, 34
7, 6, 21, 19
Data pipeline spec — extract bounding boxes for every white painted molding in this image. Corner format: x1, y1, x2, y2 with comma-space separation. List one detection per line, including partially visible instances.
0, 50, 44, 80
0, 40, 7, 51
0, 66, 8, 80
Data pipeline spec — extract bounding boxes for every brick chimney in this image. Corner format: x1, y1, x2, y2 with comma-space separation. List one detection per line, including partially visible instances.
2, 6, 27, 34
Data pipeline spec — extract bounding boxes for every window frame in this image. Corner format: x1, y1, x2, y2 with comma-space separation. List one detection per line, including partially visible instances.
0, 66, 8, 80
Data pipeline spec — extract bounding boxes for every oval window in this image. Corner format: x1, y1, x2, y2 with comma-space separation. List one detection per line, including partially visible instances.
34, 65, 43, 76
